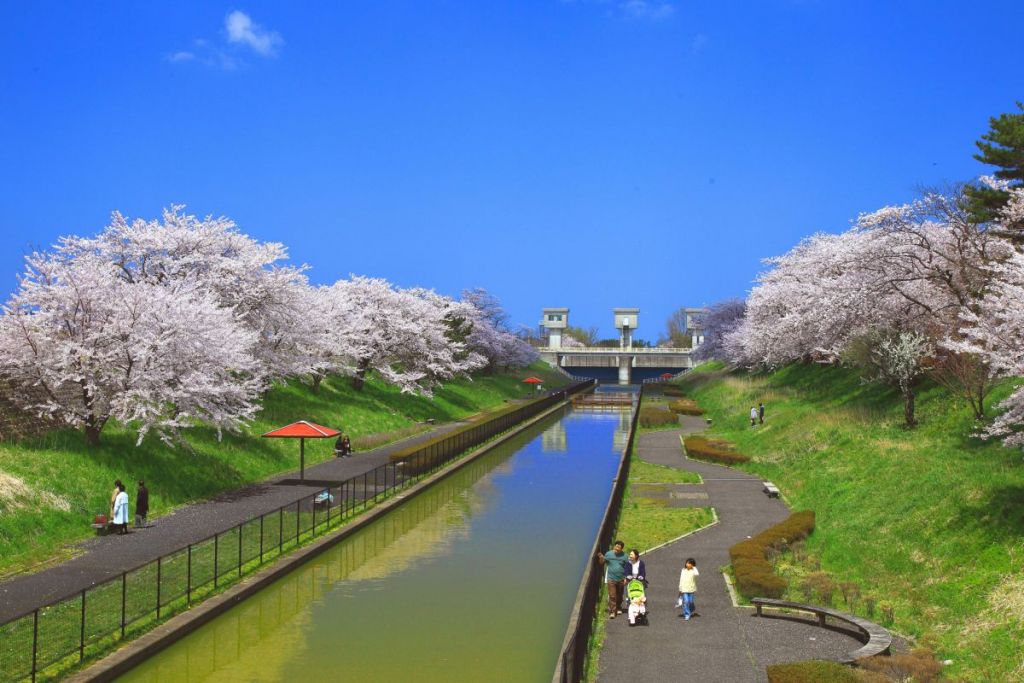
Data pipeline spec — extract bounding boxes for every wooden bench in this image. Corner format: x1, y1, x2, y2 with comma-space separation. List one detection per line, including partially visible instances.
751, 597, 891, 663
762, 482, 781, 498
90, 522, 111, 536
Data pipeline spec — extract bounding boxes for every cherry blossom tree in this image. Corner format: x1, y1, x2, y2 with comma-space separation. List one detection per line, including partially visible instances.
333, 276, 484, 394
461, 289, 538, 373
0, 250, 263, 445
58, 206, 316, 380
954, 188, 1024, 446
692, 299, 746, 362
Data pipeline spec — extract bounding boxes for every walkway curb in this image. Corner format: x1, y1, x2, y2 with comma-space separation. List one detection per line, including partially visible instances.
66, 397, 580, 683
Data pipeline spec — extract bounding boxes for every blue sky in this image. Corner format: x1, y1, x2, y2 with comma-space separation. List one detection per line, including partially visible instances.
2, 1, 1022, 340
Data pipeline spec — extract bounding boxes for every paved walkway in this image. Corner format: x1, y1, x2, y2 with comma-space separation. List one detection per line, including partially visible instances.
0, 420, 469, 622
597, 419, 864, 683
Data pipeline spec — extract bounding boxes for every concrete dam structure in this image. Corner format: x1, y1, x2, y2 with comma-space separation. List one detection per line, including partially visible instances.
537, 307, 703, 384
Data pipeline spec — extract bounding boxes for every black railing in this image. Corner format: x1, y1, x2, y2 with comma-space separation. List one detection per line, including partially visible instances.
555, 384, 643, 683
0, 379, 595, 683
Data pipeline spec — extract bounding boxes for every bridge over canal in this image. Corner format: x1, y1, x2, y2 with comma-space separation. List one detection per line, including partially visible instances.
537, 307, 701, 384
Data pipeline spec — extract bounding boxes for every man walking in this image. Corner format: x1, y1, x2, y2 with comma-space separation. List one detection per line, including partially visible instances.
758, 402, 765, 425
596, 540, 629, 619
135, 480, 149, 528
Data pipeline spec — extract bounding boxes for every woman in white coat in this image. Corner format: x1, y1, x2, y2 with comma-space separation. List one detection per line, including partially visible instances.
112, 482, 130, 535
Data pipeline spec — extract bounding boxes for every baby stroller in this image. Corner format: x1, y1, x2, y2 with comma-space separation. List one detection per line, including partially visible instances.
626, 579, 648, 626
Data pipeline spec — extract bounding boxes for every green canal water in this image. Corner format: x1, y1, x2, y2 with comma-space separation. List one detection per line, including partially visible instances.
116, 405, 631, 683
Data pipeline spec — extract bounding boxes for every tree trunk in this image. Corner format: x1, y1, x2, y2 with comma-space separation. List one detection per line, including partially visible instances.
310, 374, 323, 394
351, 359, 370, 391
84, 424, 102, 447
903, 387, 917, 428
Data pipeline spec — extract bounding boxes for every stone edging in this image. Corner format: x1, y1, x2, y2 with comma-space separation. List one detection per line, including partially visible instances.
67, 396, 580, 683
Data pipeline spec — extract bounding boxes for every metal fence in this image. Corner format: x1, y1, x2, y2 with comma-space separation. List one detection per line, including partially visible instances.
555, 384, 643, 683
0, 379, 595, 683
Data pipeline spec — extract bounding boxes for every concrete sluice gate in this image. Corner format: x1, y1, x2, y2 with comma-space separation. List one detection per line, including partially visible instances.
115, 404, 631, 683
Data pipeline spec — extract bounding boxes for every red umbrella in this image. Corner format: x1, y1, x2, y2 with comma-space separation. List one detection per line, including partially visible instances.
661, 373, 674, 379
262, 420, 341, 481
523, 377, 544, 384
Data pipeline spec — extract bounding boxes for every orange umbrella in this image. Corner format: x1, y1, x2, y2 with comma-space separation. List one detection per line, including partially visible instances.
262, 420, 341, 481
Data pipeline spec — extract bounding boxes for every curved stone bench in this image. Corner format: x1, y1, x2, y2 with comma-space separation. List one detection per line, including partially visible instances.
751, 597, 892, 664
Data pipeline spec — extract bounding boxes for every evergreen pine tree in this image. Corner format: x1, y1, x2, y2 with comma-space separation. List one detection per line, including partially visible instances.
965, 102, 1024, 237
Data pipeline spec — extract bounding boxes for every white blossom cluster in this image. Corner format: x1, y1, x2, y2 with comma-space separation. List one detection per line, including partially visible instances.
0, 207, 535, 445
724, 183, 1024, 439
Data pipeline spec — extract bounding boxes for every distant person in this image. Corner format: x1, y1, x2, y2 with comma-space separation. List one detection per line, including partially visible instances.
750, 406, 758, 427
109, 479, 122, 521
341, 435, 352, 456
112, 482, 130, 535
677, 557, 699, 620
135, 480, 149, 528
759, 402, 765, 425
596, 540, 629, 619
335, 434, 352, 457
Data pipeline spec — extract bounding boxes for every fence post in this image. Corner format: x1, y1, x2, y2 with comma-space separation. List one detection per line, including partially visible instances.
279, 507, 284, 555
326, 490, 331, 527
187, 544, 192, 604
259, 514, 265, 564
214, 533, 219, 588
312, 493, 317, 532
80, 589, 86, 661
120, 572, 127, 638
156, 556, 162, 619
31, 608, 38, 683
237, 522, 243, 577
295, 500, 300, 544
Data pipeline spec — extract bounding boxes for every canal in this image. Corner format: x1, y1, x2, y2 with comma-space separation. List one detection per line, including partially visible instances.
116, 401, 632, 683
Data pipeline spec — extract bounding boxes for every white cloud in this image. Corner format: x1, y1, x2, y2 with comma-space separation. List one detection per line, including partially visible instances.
620, 0, 675, 20
225, 10, 283, 56
168, 10, 281, 69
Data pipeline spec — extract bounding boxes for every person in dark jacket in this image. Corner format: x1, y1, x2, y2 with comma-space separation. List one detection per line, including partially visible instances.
624, 549, 648, 610
135, 480, 149, 528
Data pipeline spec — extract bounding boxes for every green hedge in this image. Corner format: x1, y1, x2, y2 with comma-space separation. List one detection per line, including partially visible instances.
766, 661, 860, 683
639, 406, 677, 428
683, 435, 750, 464
668, 398, 705, 416
730, 510, 815, 600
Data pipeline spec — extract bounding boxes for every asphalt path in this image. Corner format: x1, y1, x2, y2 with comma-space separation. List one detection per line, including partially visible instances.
596, 419, 864, 683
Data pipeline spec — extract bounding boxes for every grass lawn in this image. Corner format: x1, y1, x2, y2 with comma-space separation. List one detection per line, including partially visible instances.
676, 361, 1024, 682
629, 458, 702, 485
0, 362, 570, 577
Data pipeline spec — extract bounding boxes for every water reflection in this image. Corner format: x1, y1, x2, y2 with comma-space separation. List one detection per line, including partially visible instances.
117, 407, 625, 683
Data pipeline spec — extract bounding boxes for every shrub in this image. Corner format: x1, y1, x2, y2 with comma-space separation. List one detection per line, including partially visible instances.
766, 661, 861, 683
858, 648, 944, 683
730, 510, 816, 601
683, 435, 750, 464
639, 406, 677, 428
668, 398, 706, 416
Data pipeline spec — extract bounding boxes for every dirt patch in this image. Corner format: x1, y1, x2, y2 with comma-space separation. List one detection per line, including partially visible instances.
0, 470, 71, 513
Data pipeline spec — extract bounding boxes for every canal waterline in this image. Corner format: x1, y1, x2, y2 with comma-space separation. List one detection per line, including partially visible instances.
116, 403, 632, 683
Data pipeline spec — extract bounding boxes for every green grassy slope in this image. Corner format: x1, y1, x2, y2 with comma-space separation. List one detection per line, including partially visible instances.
0, 362, 571, 577
676, 362, 1024, 681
